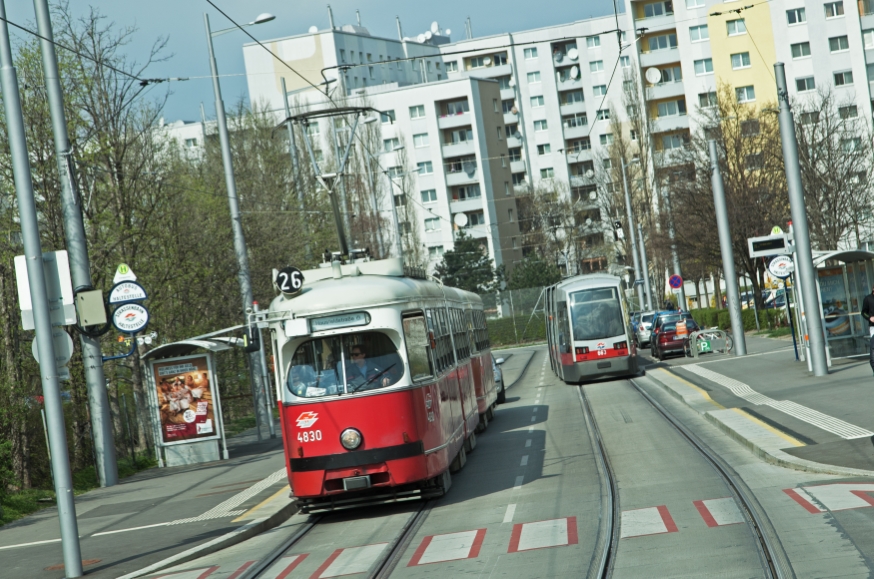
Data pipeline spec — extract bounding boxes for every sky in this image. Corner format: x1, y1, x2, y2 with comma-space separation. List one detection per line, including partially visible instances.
6, 1, 620, 121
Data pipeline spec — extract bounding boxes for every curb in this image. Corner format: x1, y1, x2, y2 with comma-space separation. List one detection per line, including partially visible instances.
118, 498, 299, 579
646, 368, 874, 479
506, 350, 537, 391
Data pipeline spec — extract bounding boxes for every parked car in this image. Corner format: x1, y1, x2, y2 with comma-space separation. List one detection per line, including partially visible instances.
492, 354, 506, 404
631, 312, 641, 333
634, 310, 657, 347
651, 314, 700, 360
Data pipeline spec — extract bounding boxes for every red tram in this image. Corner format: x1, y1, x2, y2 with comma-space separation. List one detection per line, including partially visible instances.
263, 258, 497, 512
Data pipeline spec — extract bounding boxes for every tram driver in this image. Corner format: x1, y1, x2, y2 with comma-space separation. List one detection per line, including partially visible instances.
344, 344, 398, 391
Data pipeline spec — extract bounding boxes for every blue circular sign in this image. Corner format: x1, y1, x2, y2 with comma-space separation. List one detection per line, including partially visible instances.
669, 274, 683, 289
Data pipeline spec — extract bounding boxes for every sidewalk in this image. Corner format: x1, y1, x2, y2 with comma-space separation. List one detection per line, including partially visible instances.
646, 334, 874, 475
0, 426, 295, 579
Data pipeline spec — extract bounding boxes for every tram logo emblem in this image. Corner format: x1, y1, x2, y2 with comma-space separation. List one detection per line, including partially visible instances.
597, 342, 606, 350
296, 411, 319, 428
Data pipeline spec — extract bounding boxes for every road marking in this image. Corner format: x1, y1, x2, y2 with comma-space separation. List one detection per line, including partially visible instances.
503, 504, 517, 523
530, 416, 536, 422
520, 455, 529, 466
729, 408, 804, 447
620, 506, 678, 538
150, 565, 220, 578
226, 561, 255, 579
514, 476, 524, 489
507, 517, 578, 552
683, 365, 873, 439
92, 522, 170, 537
0, 538, 62, 551
533, 408, 538, 413
273, 554, 309, 579
525, 439, 531, 447
232, 484, 290, 522
784, 483, 874, 513
171, 468, 286, 525
407, 529, 486, 566
528, 427, 533, 432
694, 498, 744, 527
311, 544, 388, 578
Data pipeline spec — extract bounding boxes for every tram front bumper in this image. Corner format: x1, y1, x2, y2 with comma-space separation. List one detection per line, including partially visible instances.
563, 355, 638, 383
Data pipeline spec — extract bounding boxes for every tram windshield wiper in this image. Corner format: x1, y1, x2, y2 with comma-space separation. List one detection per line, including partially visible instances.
347, 364, 396, 393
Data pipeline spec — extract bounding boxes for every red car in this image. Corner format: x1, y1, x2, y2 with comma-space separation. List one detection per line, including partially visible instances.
650, 315, 699, 361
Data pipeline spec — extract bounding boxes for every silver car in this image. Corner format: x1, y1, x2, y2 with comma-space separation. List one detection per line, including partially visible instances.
635, 311, 656, 347
492, 354, 506, 404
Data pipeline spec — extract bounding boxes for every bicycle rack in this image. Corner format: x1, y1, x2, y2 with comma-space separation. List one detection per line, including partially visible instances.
687, 329, 729, 358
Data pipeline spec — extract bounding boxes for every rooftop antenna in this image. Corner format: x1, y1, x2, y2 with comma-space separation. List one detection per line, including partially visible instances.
327, 4, 335, 29
396, 16, 403, 41
356, 9, 361, 26
466, 17, 472, 39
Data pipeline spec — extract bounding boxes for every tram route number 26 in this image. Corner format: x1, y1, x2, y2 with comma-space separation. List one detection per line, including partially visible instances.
298, 430, 323, 443
276, 266, 305, 294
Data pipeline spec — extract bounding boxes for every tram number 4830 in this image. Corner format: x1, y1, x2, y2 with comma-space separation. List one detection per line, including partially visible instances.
298, 430, 322, 443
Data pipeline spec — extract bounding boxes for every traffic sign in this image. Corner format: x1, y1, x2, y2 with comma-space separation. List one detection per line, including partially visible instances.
108, 281, 148, 304
113, 263, 137, 284
768, 256, 795, 279
275, 266, 305, 295
112, 303, 150, 333
669, 274, 683, 289
14, 250, 76, 330
31, 329, 74, 381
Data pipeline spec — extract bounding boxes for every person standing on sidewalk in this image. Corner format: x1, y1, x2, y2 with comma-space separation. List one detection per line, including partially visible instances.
862, 286, 874, 374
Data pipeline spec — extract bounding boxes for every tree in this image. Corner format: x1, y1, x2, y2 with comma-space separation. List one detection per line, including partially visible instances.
507, 256, 562, 289
434, 230, 496, 292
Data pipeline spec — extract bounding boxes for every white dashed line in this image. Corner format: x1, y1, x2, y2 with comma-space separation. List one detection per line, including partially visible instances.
531, 416, 536, 422
533, 408, 538, 413
514, 476, 524, 489
503, 503, 517, 523
520, 455, 529, 466
525, 439, 532, 447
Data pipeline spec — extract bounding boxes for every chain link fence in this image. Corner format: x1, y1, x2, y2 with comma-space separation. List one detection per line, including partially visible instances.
480, 287, 547, 348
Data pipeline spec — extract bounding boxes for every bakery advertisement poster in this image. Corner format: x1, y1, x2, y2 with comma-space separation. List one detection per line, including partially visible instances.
150, 355, 220, 445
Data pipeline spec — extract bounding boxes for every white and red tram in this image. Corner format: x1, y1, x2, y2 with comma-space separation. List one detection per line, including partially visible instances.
263, 258, 497, 512
546, 274, 639, 384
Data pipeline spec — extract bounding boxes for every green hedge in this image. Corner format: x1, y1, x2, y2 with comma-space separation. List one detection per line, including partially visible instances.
691, 307, 787, 331
487, 315, 546, 347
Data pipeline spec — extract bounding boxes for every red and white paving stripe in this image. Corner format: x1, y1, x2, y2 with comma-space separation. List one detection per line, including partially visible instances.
309, 543, 387, 578
407, 529, 486, 566
693, 498, 744, 527
508, 517, 578, 553
785, 483, 874, 513
619, 506, 678, 539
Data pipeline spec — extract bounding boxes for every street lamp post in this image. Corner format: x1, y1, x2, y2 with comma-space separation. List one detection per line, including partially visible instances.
204, 11, 276, 441
621, 160, 646, 310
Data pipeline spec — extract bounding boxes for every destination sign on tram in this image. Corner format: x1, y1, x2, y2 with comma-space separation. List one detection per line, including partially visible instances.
309, 311, 371, 332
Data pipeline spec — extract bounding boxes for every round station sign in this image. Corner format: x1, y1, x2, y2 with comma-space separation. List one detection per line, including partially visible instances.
108, 281, 148, 304
768, 256, 795, 279
669, 274, 683, 289
112, 303, 150, 333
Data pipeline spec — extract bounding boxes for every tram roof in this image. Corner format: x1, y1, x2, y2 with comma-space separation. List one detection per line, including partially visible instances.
269, 258, 481, 317
553, 273, 621, 292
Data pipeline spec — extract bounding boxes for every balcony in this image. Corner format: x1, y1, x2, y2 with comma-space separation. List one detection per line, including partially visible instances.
449, 198, 483, 213
555, 76, 582, 91
634, 13, 676, 31
442, 140, 476, 158
500, 87, 516, 99
510, 159, 526, 173
446, 167, 479, 186
651, 114, 690, 134
504, 112, 518, 124
565, 149, 592, 163
570, 175, 597, 188
563, 124, 589, 140
507, 135, 523, 148
457, 225, 490, 240
646, 81, 685, 101
437, 111, 472, 130
553, 51, 579, 66
559, 101, 586, 116
639, 48, 680, 68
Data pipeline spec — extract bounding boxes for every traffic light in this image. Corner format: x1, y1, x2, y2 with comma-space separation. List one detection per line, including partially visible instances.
613, 220, 625, 240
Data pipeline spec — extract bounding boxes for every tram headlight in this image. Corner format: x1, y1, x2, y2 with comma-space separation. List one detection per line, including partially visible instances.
340, 428, 362, 450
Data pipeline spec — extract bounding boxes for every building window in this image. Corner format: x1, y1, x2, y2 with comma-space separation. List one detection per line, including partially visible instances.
527, 71, 541, 83
497, 127, 504, 140
568, 137, 591, 151
795, 76, 816, 92
184, 138, 197, 148
368, 66, 374, 79
864, 30, 874, 49
524, 47, 538, 59
601, 158, 611, 170
413, 133, 430, 148
824, 1, 844, 18
418, 161, 434, 174
339, 49, 346, 62
455, 184, 482, 200
540, 167, 555, 178
593, 84, 607, 96
537, 144, 551, 155
508, 209, 514, 222
493, 99, 499, 113
407, 105, 425, 119
596, 109, 610, 121
446, 99, 469, 115
446, 61, 458, 73
662, 134, 685, 150
509, 147, 522, 161
586, 36, 600, 48
694, 58, 713, 75
658, 66, 682, 84
800, 112, 819, 124
590, 60, 604, 72
630, 130, 638, 141
620, 55, 631, 68
383, 138, 400, 152
698, 91, 717, 108
839, 105, 859, 119
687, 0, 704, 7
745, 153, 764, 170
501, 154, 507, 166
644, 1, 674, 17
381, 110, 396, 124
421, 189, 437, 203
394, 194, 406, 207
829, 35, 849, 52
563, 89, 585, 104
834, 70, 854, 86
600, 133, 614, 145
505, 182, 511, 195
565, 112, 588, 127
786, 8, 806, 24
791, 42, 811, 58
429, 246, 444, 258
505, 124, 518, 138
534, 119, 548, 131
731, 52, 751, 69
841, 137, 861, 152
736, 85, 756, 103
726, 19, 747, 36
502, 99, 515, 113
512, 172, 527, 186
531, 95, 545, 107
648, 33, 678, 51
469, 55, 489, 69
657, 99, 687, 117
399, 221, 411, 235
425, 217, 441, 231
512, 237, 518, 249
690, 25, 709, 42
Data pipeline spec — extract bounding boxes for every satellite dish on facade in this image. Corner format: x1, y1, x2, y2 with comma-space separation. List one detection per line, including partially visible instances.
570, 66, 579, 79
645, 67, 662, 84
483, 56, 492, 65
425, 31, 433, 40
514, 130, 522, 139
445, 28, 452, 35
417, 33, 426, 43
567, 47, 579, 60
589, 191, 598, 200
510, 106, 518, 114
508, 77, 516, 87
555, 52, 563, 63
308, 25, 318, 33
454, 213, 469, 227
431, 21, 440, 33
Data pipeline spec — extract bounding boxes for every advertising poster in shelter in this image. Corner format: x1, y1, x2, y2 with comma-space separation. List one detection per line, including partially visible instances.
817, 267, 851, 338
150, 355, 219, 445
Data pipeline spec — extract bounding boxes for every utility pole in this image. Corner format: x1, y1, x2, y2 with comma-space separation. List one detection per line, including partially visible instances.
621, 160, 646, 310
33, 0, 118, 488
709, 140, 747, 356
0, 2, 83, 575
637, 223, 653, 310
658, 178, 687, 310
385, 172, 405, 259
205, 13, 271, 440
280, 77, 312, 262
775, 63, 828, 376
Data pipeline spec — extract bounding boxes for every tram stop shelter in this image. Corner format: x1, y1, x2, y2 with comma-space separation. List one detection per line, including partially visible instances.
808, 249, 874, 363
141, 337, 242, 467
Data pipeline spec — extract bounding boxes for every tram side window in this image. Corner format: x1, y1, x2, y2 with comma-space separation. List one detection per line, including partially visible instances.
429, 308, 453, 373
477, 310, 490, 350
557, 300, 570, 353
467, 310, 479, 354
451, 308, 470, 361
403, 314, 434, 381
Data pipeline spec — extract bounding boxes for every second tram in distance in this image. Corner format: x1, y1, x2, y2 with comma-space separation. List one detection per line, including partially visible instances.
546, 273, 639, 384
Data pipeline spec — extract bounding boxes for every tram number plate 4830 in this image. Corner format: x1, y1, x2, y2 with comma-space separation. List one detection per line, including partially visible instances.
298, 430, 323, 443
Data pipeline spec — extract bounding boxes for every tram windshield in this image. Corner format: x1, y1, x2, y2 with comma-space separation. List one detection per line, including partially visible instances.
569, 287, 625, 341
286, 331, 403, 398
